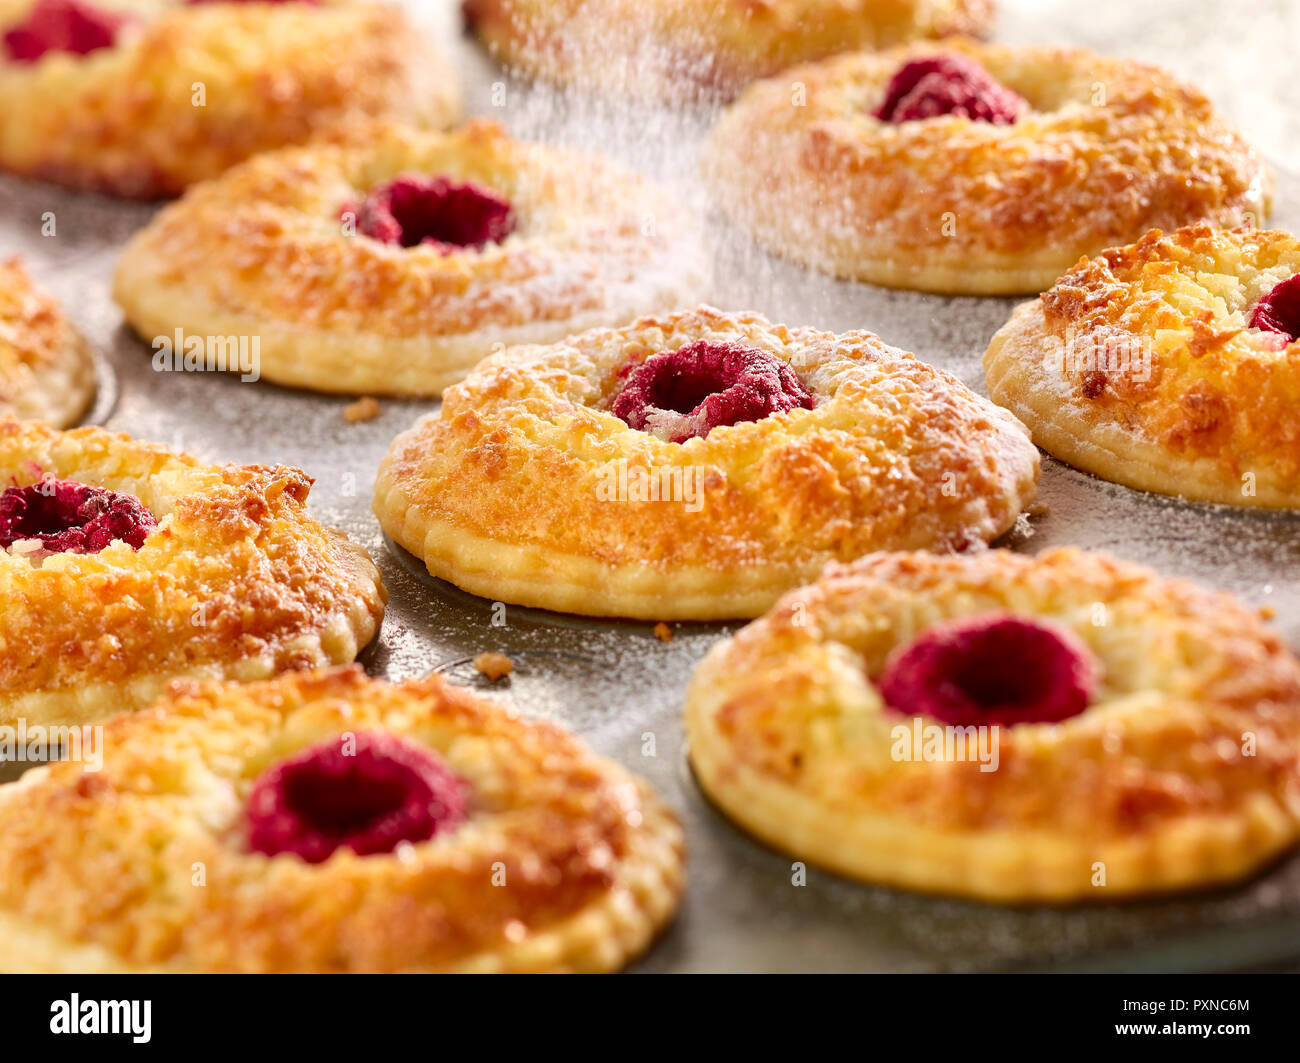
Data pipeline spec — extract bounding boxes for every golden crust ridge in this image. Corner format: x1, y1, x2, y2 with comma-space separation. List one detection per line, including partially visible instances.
0, 0, 460, 198
0, 419, 386, 725
0, 258, 95, 428
0, 666, 685, 973
685, 547, 1300, 901
984, 224, 1300, 506
374, 306, 1040, 619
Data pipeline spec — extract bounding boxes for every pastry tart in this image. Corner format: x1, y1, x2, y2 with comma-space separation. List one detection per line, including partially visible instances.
985, 224, 1300, 508
374, 306, 1040, 620
0, 257, 95, 427
113, 120, 707, 395
464, 0, 993, 102
0, 0, 459, 198
686, 548, 1300, 902
0, 419, 386, 728
0, 666, 685, 972
703, 40, 1270, 295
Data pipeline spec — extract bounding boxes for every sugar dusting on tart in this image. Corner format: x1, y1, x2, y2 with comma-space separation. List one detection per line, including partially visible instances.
704, 40, 1271, 294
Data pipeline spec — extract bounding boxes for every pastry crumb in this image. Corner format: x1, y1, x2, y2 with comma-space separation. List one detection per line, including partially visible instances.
343, 397, 382, 423
472, 652, 513, 681
1025, 501, 1051, 518
1259, 606, 1277, 620
653, 622, 673, 643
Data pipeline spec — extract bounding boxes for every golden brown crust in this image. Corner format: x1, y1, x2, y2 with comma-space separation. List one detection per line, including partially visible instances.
0, 420, 386, 727
985, 225, 1300, 507
0, 258, 94, 428
0, 667, 686, 973
0, 0, 459, 198
465, 0, 994, 101
685, 548, 1300, 902
113, 119, 708, 395
703, 40, 1271, 295
374, 306, 1040, 620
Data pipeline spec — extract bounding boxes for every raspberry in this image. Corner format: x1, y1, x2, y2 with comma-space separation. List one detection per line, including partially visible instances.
611, 340, 814, 443
247, 732, 468, 863
878, 613, 1097, 727
0, 479, 156, 554
3, 0, 125, 63
875, 54, 1026, 125
345, 175, 515, 252
1248, 274, 1300, 344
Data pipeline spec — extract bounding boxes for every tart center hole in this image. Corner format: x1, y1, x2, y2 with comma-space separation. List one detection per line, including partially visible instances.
0, 479, 156, 554
2, 0, 124, 63
878, 613, 1097, 728
947, 632, 1057, 710
247, 733, 468, 863
874, 54, 1027, 125
1249, 274, 1300, 343
348, 175, 516, 251
282, 768, 411, 834
647, 356, 740, 416
611, 339, 814, 443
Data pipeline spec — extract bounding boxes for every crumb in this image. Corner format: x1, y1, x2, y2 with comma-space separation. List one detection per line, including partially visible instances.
653, 622, 673, 643
472, 652, 513, 681
1259, 606, 1276, 620
1081, 371, 1107, 399
1025, 501, 1051, 518
343, 397, 382, 424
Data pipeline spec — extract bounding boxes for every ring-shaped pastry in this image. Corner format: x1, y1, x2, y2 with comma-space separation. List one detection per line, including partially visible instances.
0, 0, 459, 198
985, 224, 1300, 508
0, 666, 685, 972
113, 120, 709, 395
0, 420, 386, 727
0, 258, 95, 427
374, 307, 1040, 620
702, 40, 1270, 295
685, 548, 1300, 902
464, 0, 994, 102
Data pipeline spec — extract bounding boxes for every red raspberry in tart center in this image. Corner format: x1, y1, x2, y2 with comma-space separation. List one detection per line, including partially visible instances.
1248, 274, 1300, 344
247, 732, 469, 864
346, 175, 516, 252
0, 478, 156, 554
2, 0, 125, 63
878, 613, 1097, 728
875, 54, 1027, 125
611, 339, 814, 443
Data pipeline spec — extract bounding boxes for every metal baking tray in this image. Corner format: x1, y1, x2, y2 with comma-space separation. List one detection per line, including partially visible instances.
3, 0, 1299, 972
